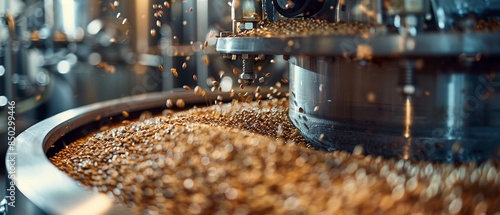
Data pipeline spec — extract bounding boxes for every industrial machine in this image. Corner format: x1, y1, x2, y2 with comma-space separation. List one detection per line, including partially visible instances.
3, 0, 500, 214
216, 0, 500, 162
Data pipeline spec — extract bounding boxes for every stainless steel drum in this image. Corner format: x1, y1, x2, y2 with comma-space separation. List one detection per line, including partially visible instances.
7, 90, 261, 214
287, 55, 500, 162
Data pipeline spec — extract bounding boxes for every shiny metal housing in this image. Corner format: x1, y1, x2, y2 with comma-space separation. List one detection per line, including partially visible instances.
288, 56, 500, 161
216, 33, 500, 56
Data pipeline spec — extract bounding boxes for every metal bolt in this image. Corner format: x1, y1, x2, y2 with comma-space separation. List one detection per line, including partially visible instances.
241, 55, 257, 85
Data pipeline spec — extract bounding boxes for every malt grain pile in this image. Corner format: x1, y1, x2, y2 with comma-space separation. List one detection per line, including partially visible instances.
51, 98, 500, 215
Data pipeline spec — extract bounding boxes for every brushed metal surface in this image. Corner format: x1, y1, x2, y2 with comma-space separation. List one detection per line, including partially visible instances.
216, 33, 500, 57
288, 56, 500, 162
